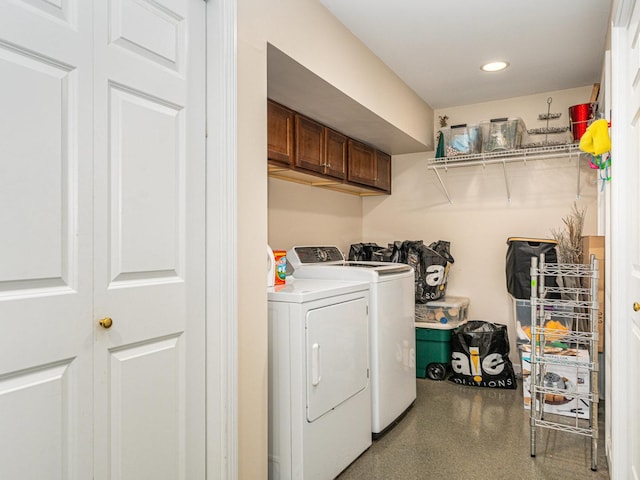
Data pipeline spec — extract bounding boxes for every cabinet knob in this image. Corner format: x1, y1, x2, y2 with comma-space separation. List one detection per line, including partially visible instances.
634, 302, 640, 312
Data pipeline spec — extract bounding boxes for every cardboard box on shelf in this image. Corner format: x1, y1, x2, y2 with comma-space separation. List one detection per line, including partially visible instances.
521, 347, 591, 419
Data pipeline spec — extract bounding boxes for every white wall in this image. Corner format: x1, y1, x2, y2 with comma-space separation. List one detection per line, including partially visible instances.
362, 86, 600, 366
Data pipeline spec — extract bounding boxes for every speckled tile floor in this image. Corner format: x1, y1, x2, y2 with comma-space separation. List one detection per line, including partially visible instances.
337, 379, 609, 480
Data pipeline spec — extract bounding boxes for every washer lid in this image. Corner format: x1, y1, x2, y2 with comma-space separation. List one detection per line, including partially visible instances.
267, 277, 368, 303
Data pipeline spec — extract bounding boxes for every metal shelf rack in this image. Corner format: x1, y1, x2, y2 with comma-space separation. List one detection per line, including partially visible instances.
426, 143, 583, 203
529, 253, 600, 471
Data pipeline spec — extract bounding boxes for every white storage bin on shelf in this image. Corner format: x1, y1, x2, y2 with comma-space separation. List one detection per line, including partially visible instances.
512, 297, 574, 345
440, 124, 481, 157
480, 117, 525, 152
415, 296, 469, 325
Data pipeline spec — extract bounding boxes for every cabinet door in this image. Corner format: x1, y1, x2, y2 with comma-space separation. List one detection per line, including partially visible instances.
347, 139, 377, 188
268, 100, 294, 166
325, 128, 347, 180
295, 115, 325, 174
375, 150, 391, 192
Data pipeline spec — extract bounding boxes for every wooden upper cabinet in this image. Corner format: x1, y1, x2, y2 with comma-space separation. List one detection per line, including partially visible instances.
267, 99, 390, 195
295, 115, 325, 174
295, 115, 347, 180
324, 128, 347, 180
268, 100, 294, 166
347, 139, 391, 192
347, 139, 377, 187
374, 150, 391, 192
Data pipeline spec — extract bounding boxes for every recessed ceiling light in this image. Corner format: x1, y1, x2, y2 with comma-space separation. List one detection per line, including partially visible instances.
481, 61, 509, 72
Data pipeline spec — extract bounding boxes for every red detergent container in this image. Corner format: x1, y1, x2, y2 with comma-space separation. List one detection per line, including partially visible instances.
569, 103, 596, 142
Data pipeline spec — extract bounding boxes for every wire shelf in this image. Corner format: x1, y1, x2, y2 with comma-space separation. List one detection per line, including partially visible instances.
529, 255, 600, 470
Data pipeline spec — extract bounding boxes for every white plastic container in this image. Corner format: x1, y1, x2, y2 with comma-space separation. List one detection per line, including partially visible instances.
480, 117, 525, 152
415, 296, 470, 326
441, 125, 481, 156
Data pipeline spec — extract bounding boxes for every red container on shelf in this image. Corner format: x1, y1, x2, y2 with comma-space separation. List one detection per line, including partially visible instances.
569, 103, 596, 142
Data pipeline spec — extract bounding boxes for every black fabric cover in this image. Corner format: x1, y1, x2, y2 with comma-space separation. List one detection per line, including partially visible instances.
389, 240, 454, 303
348, 243, 384, 261
506, 238, 558, 299
449, 321, 516, 389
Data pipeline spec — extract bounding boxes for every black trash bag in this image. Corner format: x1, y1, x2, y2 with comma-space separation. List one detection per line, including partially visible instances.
415, 241, 454, 303
381, 239, 418, 264
385, 240, 454, 303
348, 243, 366, 261
348, 243, 384, 261
506, 238, 559, 299
449, 321, 516, 389
371, 243, 396, 262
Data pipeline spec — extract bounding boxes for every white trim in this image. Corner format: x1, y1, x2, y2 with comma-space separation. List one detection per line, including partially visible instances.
613, 0, 634, 25
602, 47, 614, 468
609, 0, 634, 477
206, 0, 238, 479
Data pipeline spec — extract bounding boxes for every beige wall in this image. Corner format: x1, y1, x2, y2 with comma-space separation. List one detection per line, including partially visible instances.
238, 0, 433, 477
362, 86, 599, 366
241, 0, 600, 474
266, 1, 433, 147
237, 1, 269, 478
268, 178, 363, 253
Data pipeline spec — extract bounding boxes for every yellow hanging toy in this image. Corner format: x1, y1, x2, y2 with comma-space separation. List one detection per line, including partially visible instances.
579, 118, 611, 183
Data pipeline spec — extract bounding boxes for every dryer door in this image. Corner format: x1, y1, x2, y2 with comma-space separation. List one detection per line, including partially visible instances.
306, 297, 369, 422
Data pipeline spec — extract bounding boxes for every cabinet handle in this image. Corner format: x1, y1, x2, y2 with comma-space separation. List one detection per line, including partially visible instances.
312, 343, 321, 386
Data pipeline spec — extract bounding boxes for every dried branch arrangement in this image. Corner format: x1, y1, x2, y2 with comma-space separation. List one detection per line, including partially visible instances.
551, 202, 587, 330
551, 202, 586, 264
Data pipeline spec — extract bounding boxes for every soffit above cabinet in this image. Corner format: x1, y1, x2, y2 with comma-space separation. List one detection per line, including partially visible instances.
267, 44, 429, 155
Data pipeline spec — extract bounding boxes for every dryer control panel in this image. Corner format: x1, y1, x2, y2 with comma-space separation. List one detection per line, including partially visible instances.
288, 246, 345, 267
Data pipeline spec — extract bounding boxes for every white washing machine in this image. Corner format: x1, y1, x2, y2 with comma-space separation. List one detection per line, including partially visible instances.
287, 246, 416, 438
268, 277, 372, 480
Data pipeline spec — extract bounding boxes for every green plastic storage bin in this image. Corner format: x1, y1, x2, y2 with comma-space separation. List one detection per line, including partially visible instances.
415, 327, 453, 380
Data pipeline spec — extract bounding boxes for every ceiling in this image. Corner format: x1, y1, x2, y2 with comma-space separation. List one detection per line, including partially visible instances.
318, 0, 612, 109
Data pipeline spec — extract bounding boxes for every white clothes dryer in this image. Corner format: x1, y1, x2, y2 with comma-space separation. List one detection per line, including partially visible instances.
287, 246, 416, 438
268, 277, 372, 480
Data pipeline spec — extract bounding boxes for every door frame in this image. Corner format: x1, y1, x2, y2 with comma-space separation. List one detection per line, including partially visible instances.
206, 0, 238, 478
609, 0, 634, 477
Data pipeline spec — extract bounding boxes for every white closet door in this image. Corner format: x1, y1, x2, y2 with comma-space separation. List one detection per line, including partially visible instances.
613, 1, 640, 477
0, 0, 206, 478
0, 1, 94, 479
92, 1, 206, 479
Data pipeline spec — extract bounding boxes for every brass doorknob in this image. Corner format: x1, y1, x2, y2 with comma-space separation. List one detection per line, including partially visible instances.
99, 317, 113, 329
634, 303, 640, 312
